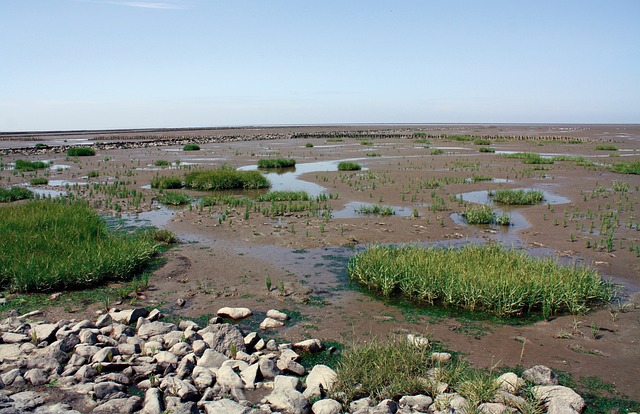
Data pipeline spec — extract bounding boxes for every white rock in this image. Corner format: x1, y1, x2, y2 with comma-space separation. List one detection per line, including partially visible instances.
197, 349, 230, 369
203, 398, 251, 414
293, 339, 323, 353
407, 333, 429, 348
266, 309, 289, 321
523, 365, 558, 385
497, 372, 525, 394
137, 321, 177, 339
266, 387, 310, 414
216, 365, 244, 389
431, 352, 452, 363
216, 307, 252, 320
311, 399, 342, 414
142, 388, 164, 414
531, 385, 585, 413
398, 394, 433, 411
260, 317, 285, 330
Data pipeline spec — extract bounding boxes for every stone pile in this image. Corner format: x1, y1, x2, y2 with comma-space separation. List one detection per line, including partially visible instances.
0, 307, 586, 414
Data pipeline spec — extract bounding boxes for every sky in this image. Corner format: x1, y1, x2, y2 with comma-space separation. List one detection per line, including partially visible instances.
1, 0, 639, 131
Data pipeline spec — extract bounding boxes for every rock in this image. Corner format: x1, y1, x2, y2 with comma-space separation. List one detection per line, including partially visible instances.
430, 352, 452, 363
94, 381, 125, 400
175, 298, 186, 307
74, 365, 98, 383
311, 399, 342, 414
142, 388, 163, 414
192, 370, 214, 390
531, 385, 585, 413
216, 365, 244, 389
477, 402, 514, 414
32, 323, 58, 343
92, 347, 119, 363
496, 372, 525, 394
240, 363, 261, 388
293, 339, 323, 353
95, 314, 113, 329
200, 323, 246, 356
163, 331, 185, 349
274, 375, 302, 391
258, 356, 279, 379
1, 332, 30, 343
304, 365, 337, 399
117, 343, 141, 356
197, 349, 229, 369
154, 351, 178, 365
109, 308, 149, 325
34, 402, 83, 414
260, 318, 285, 330
176, 353, 196, 378
202, 399, 251, 414
160, 376, 199, 402
0, 343, 34, 363
266, 309, 289, 321
523, 365, 558, 386
164, 396, 198, 414
78, 329, 98, 345
244, 332, 260, 349
371, 399, 397, 414
277, 358, 306, 376
138, 322, 177, 339
192, 340, 207, 357
24, 368, 49, 386
406, 333, 429, 348
398, 395, 432, 412
349, 397, 372, 413
266, 387, 310, 414
1, 368, 22, 386
10, 391, 45, 411
494, 390, 528, 409
216, 307, 252, 320
75, 345, 101, 359
92, 396, 142, 414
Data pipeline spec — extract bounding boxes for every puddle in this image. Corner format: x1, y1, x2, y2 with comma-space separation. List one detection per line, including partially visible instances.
332, 201, 415, 219
50, 164, 71, 171
119, 204, 179, 229
456, 188, 570, 206
47, 180, 88, 187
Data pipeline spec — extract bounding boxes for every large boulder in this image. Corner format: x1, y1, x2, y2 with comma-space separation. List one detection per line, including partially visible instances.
266, 387, 310, 414
199, 324, 246, 356
216, 307, 252, 320
303, 365, 337, 398
522, 365, 558, 385
531, 385, 585, 414
202, 399, 251, 414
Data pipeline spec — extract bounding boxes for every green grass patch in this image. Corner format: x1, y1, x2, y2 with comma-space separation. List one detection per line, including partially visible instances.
154, 160, 171, 167
366, 152, 382, 157
356, 204, 395, 216
348, 243, 612, 319
15, 159, 50, 172
449, 135, 474, 142
257, 158, 296, 169
462, 205, 510, 225
157, 191, 190, 206
0, 200, 160, 292
471, 175, 492, 182
150, 175, 183, 189
183, 144, 200, 151
256, 191, 310, 202
610, 161, 640, 175
504, 152, 554, 164
185, 168, 270, 191
473, 138, 491, 145
430, 149, 445, 155
595, 145, 618, 151
479, 146, 495, 153
67, 147, 96, 156
87, 170, 99, 178
0, 187, 34, 203
490, 189, 544, 205
305, 143, 314, 148
337, 161, 361, 171
29, 178, 49, 185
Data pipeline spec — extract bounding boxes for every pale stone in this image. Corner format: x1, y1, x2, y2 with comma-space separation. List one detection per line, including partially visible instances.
266, 309, 289, 321
203, 399, 251, 414
142, 388, 164, 414
311, 399, 342, 414
260, 317, 285, 330
293, 339, 323, 353
216, 307, 252, 320
522, 365, 558, 385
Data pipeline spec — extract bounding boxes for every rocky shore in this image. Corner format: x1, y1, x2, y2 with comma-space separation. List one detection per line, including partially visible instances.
0, 307, 589, 414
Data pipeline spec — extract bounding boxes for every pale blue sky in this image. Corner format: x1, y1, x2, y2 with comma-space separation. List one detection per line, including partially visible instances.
1, 0, 639, 131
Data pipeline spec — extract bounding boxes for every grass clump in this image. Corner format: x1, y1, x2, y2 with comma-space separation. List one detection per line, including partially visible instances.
154, 160, 171, 167
489, 189, 544, 205
610, 161, 640, 175
157, 191, 190, 206
183, 144, 200, 151
479, 146, 495, 153
15, 159, 50, 172
504, 152, 553, 164
490, 189, 544, 205
348, 243, 612, 318
337, 161, 361, 171
67, 147, 96, 156
473, 138, 491, 145
0, 187, 34, 203
430, 149, 445, 155
257, 191, 310, 202
356, 204, 395, 216
462, 205, 510, 226
185, 168, 270, 191
0, 200, 159, 292
29, 178, 49, 185
595, 144, 618, 151
151, 175, 183, 189
257, 158, 296, 169
305, 143, 314, 148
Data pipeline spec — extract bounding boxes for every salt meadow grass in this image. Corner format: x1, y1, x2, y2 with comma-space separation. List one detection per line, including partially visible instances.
257, 158, 296, 169
15, 159, 49, 172
0, 187, 34, 202
182, 144, 200, 151
348, 243, 612, 319
462, 205, 510, 225
0, 200, 165, 292
490, 189, 544, 205
337, 161, 362, 171
67, 147, 96, 156
185, 168, 270, 191
150, 175, 182, 189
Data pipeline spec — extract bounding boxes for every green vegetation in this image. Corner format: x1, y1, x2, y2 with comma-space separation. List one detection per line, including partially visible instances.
348, 243, 612, 318
305, 143, 314, 148
29, 178, 49, 185
462, 205, 510, 225
34, 143, 49, 148
610, 161, 640, 175
479, 147, 495, 153
503, 152, 554, 164
0, 200, 160, 292
183, 144, 200, 151
356, 204, 395, 216
337, 161, 362, 171
366, 152, 382, 157
87, 170, 99, 178
157, 191, 190, 206
430, 149, 445, 155
256, 191, 310, 202
471, 175, 492, 182
154, 160, 171, 167
473, 138, 491, 145
67, 147, 96, 156
490, 189, 544, 205
150, 175, 183, 189
449, 135, 474, 142
0, 187, 34, 203
595, 144, 618, 151
15, 159, 50, 172
185, 168, 270, 190
257, 158, 296, 169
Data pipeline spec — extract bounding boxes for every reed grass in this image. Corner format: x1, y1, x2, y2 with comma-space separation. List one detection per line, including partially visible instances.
595, 145, 617, 151
490, 189, 543, 205
479, 147, 495, 153
256, 191, 310, 202
0, 187, 34, 202
337, 161, 362, 171
154, 160, 171, 167
257, 158, 296, 168
29, 178, 49, 185
610, 161, 640, 175
185, 169, 270, 190
15, 159, 49, 171
356, 204, 395, 216
348, 243, 611, 318
503, 152, 553, 164
67, 147, 96, 156
183, 144, 200, 151
462, 205, 510, 225
0, 200, 159, 292
157, 191, 190, 205
151, 175, 183, 189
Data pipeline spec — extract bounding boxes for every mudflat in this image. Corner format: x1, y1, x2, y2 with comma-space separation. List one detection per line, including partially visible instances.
2, 124, 639, 400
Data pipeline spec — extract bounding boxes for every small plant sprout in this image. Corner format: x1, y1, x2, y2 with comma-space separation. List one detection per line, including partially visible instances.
266, 275, 272, 291
278, 280, 285, 295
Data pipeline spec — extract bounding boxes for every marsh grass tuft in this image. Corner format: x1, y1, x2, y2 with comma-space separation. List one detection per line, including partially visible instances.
356, 204, 395, 216
337, 161, 361, 171
151, 175, 183, 189
183, 144, 200, 151
610, 161, 640, 175
0, 187, 34, 202
462, 205, 510, 226
157, 191, 190, 205
15, 159, 50, 171
256, 191, 309, 201
29, 178, 49, 185
257, 158, 296, 169
490, 189, 543, 205
185, 168, 270, 191
348, 243, 612, 319
0, 200, 159, 292
67, 147, 96, 156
